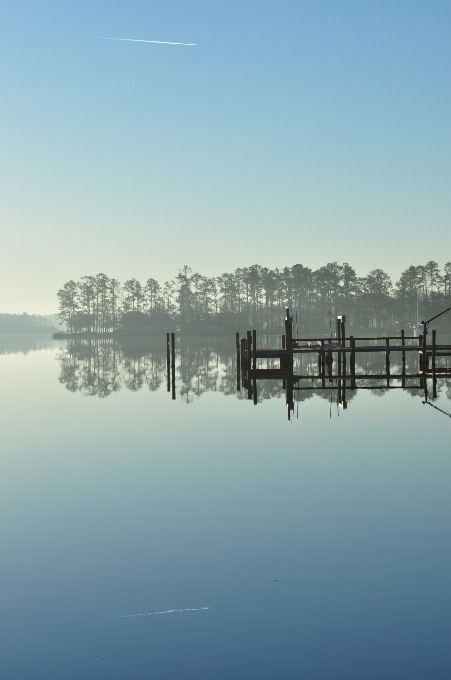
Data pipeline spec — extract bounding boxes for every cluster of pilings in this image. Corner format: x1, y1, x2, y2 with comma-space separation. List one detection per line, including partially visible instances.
236, 306, 451, 417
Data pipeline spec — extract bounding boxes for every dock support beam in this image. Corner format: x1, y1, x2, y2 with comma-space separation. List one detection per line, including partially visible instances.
385, 338, 390, 387
401, 329, 405, 387
166, 332, 171, 392
350, 335, 356, 389
171, 332, 176, 400
236, 332, 241, 391
252, 330, 257, 371
432, 329, 437, 398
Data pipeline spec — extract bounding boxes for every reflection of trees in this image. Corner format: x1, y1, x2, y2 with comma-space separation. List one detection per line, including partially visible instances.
57, 340, 165, 398
56, 338, 451, 405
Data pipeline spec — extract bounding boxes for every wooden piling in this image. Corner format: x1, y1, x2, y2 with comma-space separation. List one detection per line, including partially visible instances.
247, 331, 252, 372
401, 329, 405, 387
419, 334, 423, 373
422, 323, 428, 374
236, 333, 241, 391
171, 332, 176, 400
320, 340, 326, 388
385, 337, 390, 387
252, 330, 257, 371
350, 335, 356, 389
432, 329, 436, 382
166, 332, 170, 392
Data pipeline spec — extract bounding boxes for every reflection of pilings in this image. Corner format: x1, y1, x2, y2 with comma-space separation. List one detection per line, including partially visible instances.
171, 332, 176, 400
286, 374, 294, 420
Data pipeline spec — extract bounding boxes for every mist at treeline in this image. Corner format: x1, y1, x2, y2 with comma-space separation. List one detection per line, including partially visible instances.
0, 313, 58, 334
57, 338, 451, 404
56, 261, 451, 334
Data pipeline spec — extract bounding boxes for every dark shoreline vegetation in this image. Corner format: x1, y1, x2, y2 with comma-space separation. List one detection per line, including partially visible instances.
55, 262, 451, 337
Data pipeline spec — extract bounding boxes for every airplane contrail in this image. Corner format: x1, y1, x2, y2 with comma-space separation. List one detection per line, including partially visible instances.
95, 37, 198, 46
112, 607, 209, 619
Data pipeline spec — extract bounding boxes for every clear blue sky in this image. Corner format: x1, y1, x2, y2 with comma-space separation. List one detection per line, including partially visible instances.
1, 1, 450, 312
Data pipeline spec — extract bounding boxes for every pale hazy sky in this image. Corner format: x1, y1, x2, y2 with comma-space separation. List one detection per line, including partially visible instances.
1, 1, 450, 313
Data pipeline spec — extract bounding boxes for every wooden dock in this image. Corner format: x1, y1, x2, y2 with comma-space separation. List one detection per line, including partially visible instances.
236, 307, 451, 418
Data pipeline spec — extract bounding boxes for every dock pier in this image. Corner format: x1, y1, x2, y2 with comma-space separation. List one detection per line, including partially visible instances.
237, 306, 451, 420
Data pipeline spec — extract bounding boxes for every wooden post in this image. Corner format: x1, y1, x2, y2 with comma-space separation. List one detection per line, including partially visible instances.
350, 335, 356, 390
320, 339, 326, 388
385, 337, 390, 387
171, 332, 176, 400
432, 329, 436, 389
401, 329, 405, 387
282, 334, 286, 350
252, 329, 257, 371
285, 308, 293, 359
336, 318, 341, 346
419, 334, 423, 373
341, 317, 346, 347
166, 332, 170, 392
247, 331, 252, 372
236, 332, 241, 391
422, 322, 427, 374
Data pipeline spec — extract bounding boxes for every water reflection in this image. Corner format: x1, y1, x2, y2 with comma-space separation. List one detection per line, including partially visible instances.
55, 338, 451, 421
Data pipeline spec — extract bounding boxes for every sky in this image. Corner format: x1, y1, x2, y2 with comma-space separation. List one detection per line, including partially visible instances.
1, 0, 450, 313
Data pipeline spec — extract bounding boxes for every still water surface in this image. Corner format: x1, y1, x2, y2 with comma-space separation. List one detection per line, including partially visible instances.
1, 337, 450, 679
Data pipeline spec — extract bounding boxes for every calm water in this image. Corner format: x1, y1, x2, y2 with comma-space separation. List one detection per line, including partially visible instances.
1, 336, 451, 680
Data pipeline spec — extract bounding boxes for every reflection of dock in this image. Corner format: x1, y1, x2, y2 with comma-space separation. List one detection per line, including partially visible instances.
236, 307, 451, 420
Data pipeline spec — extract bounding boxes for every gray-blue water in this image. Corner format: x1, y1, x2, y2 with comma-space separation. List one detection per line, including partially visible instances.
1, 338, 450, 679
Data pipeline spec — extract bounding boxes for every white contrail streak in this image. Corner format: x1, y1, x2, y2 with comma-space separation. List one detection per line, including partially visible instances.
112, 607, 209, 619
95, 37, 198, 46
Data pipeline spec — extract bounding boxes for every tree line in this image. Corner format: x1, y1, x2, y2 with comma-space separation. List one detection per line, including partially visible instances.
57, 261, 451, 334
0, 313, 58, 334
